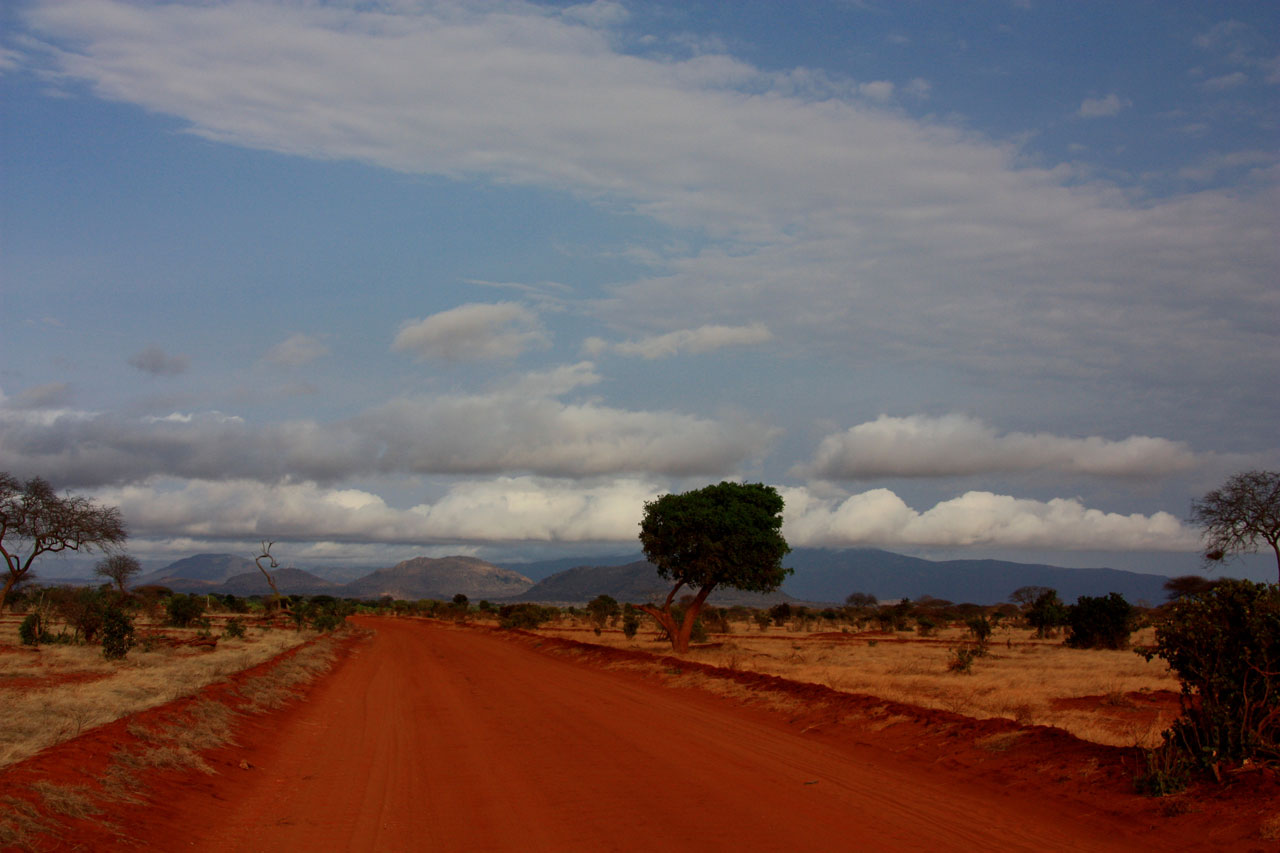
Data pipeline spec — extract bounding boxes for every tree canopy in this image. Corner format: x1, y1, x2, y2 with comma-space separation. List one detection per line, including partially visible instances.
1191, 470, 1280, 582
0, 473, 127, 610
638, 481, 791, 652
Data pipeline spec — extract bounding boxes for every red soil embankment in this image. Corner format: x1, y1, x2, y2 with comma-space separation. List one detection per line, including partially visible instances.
7, 616, 1276, 851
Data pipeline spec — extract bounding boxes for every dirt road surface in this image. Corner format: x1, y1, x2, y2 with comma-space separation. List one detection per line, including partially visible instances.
97, 616, 1183, 853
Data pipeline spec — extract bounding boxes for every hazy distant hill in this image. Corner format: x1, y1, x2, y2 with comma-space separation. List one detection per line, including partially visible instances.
340, 556, 533, 601
780, 548, 1170, 605
134, 553, 259, 588
496, 554, 638, 582
517, 560, 795, 606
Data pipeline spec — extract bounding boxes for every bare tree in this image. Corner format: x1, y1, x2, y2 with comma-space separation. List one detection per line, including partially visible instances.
255, 541, 286, 612
1, 473, 127, 611
1191, 470, 1280, 582
95, 553, 142, 593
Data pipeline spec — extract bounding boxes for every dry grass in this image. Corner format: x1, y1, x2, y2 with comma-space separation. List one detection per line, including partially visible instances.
534, 620, 1180, 748
0, 629, 347, 851
0, 613, 314, 769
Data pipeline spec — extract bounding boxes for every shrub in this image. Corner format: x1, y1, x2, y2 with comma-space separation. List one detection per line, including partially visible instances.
915, 615, 938, 637
1027, 589, 1068, 638
587, 594, 620, 630
622, 605, 640, 639
948, 644, 984, 674
166, 593, 206, 628
223, 617, 246, 639
498, 603, 548, 630
101, 608, 135, 660
1066, 592, 1134, 649
768, 603, 791, 627
19, 612, 42, 646
1142, 579, 1280, 778
966, 615, 993, 645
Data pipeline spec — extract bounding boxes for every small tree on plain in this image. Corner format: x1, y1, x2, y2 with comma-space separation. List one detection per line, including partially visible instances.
638, 482, 791, 653
0, 473, 127, 611
1191, 470, 1280, 581
586, 594, 620, 631
1066, 592, 1134, 650
95, 553, 141, 593
1027, 589, 1068, 638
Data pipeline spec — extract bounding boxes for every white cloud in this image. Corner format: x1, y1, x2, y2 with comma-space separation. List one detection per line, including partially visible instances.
92, 477, 1198, 552
128, 345, 189, 376
779, 486, 1197, 551
589, 323, 772, 359
0, 364, 774, 485
798, 414, 1200, 479
264, 333, 329, 367
858, 80, 895, 101
1077, 93, 1130, 118
392, 303, 549, 362
93, 476, 663, 545
1200, 72, 1249, 91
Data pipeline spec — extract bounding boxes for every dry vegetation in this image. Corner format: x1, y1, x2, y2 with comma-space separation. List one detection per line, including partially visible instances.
0, 612, 316, 768
529, 619, 1180, 748
0, 624, 343, 851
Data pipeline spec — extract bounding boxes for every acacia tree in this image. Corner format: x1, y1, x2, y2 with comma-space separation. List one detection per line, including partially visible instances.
638, 481, 791, 653
1191, 470, 1280, 582
254, 541, 286, 612
0, 473, 127, 611
95, 553, 142, 593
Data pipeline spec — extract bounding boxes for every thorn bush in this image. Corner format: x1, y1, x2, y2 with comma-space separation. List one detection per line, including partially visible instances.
1141, 579, 1280, 780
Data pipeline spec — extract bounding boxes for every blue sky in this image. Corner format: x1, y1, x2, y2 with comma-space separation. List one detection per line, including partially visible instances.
2, 1, 1277, 579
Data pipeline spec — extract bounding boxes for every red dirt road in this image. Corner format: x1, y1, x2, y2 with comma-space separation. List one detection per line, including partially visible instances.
111, 616, 1186, 853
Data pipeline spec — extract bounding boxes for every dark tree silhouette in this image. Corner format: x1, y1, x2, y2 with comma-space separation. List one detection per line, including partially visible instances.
1, 473, 126, 611
95, 553, 142, 593
1191, 470, 1280, 582
638, 481, 791, 653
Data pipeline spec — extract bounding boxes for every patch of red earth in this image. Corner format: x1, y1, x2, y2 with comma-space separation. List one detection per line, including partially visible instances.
0, 670, 114, 691
1051, 690, 1183, 740
0, 631, 361, 850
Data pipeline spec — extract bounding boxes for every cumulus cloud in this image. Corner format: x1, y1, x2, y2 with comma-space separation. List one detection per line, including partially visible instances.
264, 333, 328, 367
798, 414, 1201, 479
0, 364, 774, 486
779, 486, 1198, 551
392, 303, 549, 362
585, 323, 772, 359
89, 476, 1197, 552
128, 346, 188, 376
92, 476, 662, 545
1077, 93, 1130, 118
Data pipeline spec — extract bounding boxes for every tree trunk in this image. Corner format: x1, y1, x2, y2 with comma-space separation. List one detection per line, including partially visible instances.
0, 571, 16, 613
670, 585, 716, 653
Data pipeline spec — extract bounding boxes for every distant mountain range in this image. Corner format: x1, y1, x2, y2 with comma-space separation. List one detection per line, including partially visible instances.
109, 548, 1176, 606
513, 560, 795, 606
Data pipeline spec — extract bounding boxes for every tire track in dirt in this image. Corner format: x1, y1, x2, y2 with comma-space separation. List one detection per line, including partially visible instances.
173, 617, 1165, 852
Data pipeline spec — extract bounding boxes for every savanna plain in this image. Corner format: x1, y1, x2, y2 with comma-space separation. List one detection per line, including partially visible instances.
1, 602, 1276, 851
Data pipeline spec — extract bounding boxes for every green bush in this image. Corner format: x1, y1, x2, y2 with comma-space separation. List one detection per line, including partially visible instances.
166, 593, 206, 628
1142, 579, 1279, 778
966, 615, 993, 645
498, 603, 548, 630
101, 607, 135, 660
1027, 589, 1068, 638
622, 605, 640, 639
1066, 592, 1134, 649
19, 612, 42, 646
223, 616, 246, 639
